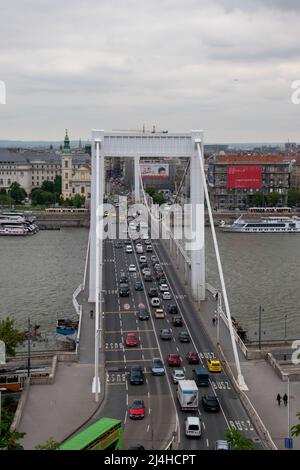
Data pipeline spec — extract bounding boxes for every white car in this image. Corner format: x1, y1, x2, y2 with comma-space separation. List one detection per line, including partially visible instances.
162, 291, 172, 300
159, 283, 169, 292
151, 297, 160, 307
128, 264, 136, 272
139, 255, 147, 263
171, 369, 185, 384
136, 244, 143, 254
142, 267, 151, 276
126, 245, 133, 253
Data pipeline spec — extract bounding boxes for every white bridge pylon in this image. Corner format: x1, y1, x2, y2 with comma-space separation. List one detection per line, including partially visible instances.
89, 129, 206, 305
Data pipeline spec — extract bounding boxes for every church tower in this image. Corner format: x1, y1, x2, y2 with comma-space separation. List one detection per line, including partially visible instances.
61, 129, 73, 200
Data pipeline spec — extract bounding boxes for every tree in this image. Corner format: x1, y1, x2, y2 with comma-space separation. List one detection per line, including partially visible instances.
31, 189, 55, 205
145, 186, 156, 197
252, 191, 264, 207
72, 194, 85, 208
0, 188, 6, 195
41, 180, 55, 193
0, 317, 26, 356
224, 429, 254, 450
35, 437, 59, 450
9, 182, 27, 203
0, 408, 25, 450
266, 192, 280, 206
54, 175, 62, 195
291, 411, 300, 437
288, 190, 300, 207
0, 194, 10, 205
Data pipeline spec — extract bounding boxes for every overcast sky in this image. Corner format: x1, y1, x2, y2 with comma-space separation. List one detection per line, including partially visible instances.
0, 0, 300, 142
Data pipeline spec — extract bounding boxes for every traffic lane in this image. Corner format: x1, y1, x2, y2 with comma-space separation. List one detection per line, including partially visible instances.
154, 240, 259, 441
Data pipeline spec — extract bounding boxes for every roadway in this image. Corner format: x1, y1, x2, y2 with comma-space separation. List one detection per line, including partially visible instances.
99, 206, 261, 450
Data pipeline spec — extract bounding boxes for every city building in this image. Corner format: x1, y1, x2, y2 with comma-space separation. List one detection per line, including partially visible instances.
290, 161, 300, 192
208, 155, 291, 209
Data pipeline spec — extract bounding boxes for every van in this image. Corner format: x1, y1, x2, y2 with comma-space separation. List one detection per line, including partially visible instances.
193, 367, 209, 387
185, 417, 201, 438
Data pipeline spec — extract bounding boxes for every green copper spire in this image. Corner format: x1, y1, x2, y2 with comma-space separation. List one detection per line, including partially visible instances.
63, 129, 71, 155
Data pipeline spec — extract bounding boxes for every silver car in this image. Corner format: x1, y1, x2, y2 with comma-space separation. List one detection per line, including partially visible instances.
214, 440, 230, 450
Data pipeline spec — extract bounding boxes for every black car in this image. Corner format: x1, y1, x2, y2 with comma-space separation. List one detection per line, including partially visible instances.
120, 275, 129, 284
115, 241, 122, 248
140, 262, 148, 269
167, 304, 178, 315
129, 366, 144, 385
172, 316, 183, 327
148, 287, 159, 297
134, 281, 144, 291
202, 395, 220, 412
178, 331, 190, 343
138, 306, 149, 321
127, 445, 145, 451
158, 277, 167, 285
119, 284, 130, 297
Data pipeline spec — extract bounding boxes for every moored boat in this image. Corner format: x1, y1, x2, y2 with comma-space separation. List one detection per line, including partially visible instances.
219, 215, 300, 233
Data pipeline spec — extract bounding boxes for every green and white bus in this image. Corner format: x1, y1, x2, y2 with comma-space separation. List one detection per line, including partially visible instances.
59, 417, 123, 451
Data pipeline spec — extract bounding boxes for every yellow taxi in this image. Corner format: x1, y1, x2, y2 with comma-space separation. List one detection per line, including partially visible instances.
207, 358, 222, 373
154, 308, 166, 319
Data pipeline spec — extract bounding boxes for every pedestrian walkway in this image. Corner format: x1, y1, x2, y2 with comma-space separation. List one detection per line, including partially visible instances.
17, 270, 104, 450
199, 291, 300, 450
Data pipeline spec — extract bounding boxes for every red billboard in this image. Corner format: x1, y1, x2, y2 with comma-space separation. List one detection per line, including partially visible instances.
227, 165, 262, 189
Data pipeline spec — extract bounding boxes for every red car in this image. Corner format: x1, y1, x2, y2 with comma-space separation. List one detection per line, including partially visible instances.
167, 353, 181, 367
129, 399, 145, 419
186, 351, 200, 364
125, 332, 138, 347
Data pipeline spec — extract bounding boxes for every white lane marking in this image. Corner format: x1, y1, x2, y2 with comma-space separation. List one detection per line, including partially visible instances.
124, 410, 128, 424
148, 391, 150, 398
206, 438, 209, 447
202, 421, 206, 430
149, 408, 151, 415
147, 424, 150, 432
126, 394, 128, 405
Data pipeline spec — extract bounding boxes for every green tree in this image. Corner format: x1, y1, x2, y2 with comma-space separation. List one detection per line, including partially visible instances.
291, 411, 300, 437
72, 194, 85, 208
266, 192, 280, 206
0, 409, 25, 450
0, 188, 6, 195
41, 180, 55, 193
9, 182, 27, 203
35, 437, 59, 450
252, 191, 264, 207
31, 189, 55, 205
145, 186, 156, 197
0, 194, 10, 205
0, 317, 26, 356
288, 190, 300, 207
54, 175, 62, 195
224, 429, 254, 450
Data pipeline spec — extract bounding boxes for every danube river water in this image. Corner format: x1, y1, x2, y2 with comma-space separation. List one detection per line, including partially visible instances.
0, 228, 89, 352
0, 227, 299, 352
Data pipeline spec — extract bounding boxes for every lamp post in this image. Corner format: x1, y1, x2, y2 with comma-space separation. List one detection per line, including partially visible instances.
258, 305, 264, 350
0, 387, 6, 435
287, 376, 290, 440
284, 315, 288, 343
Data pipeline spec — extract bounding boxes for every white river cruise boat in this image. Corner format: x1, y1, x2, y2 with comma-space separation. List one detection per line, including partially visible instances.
0, 214, 39, 236
219, 215, 300, 233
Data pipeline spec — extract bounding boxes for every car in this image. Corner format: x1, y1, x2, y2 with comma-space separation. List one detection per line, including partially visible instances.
129, 365, 144, 385
144, 239, 151, 245
167, 354, 181, 367
148, 287, 158, 298
154, 308, 165, 319
171, 369, 185, 384
144, 273, 153, 282
151, 256, 158, 264
138, 306, 150, 321
134, 281, 144, 291
207, 359, 222, 373
202, 395, 220, 412
151, 297, 160, 307
119, 285, 130, 297
185, 416, 202, 438
160, 328, 172, 340
162, 291, 172, 300
186, 352, 200, 364
178, 331, 190, 343
136, 244, 143, 254
139, 255, 147, 263
214, 440, 230, 450
146, 245, 153, 252
142, 267, 151, 276
128, 264, 137, 272
125, 332, 138, 347
126, 245, 133, 253
120, 274, 129, 283
167, 304, 178, 314
151, 357, 165, 376
115, 241, 122, 248
158, 277, 167, 285
129, 399, 145, 419
159, 283, 169, 292
140, 262, 148, 269
172, 316, 183, 327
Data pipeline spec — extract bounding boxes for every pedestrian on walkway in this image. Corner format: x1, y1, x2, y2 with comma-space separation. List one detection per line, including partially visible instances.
212, 316, 216, 326
276, 393, 281, 406
283, 393, 288, 406
90, 309, 94, 319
